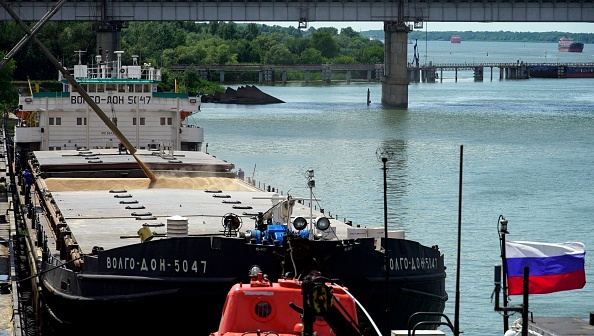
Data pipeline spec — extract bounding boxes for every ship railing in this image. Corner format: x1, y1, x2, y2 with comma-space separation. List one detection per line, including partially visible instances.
62, 63, 162, 81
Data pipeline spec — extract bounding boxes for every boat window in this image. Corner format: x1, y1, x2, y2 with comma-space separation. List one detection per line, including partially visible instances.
135, 84, 142, 93
88, 84, 96, 93
140, 117, 145, 125
97, 84, 104, 93
77, 117, 87, 126
254, 301, 272, 319
118, 84, 126, 93
128, 84, 134, 93
106, 83, 116, 92
49, 117, 61, 125
112, 118, 117, 126
144, 84, 151, 92
133, 118, 136, 126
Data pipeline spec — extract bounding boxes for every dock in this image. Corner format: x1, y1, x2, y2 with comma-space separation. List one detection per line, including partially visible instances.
527, 315, 594, 336
168, 62, 594, 84
0, 131, 22, 335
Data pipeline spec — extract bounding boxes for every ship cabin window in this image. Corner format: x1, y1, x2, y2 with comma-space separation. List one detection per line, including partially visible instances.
88, 84, 96, 93
135, 84, 143, 93
77, 117, 87, 126
118, 84, 126, 93
112, 118, 117, 126
96, 84, 105, 93
127, 84, 134, 93
132, 117, 146, 126
106, 83, 116, 92
49, 117, 61, 126
160, 117, 173, 126
144, 84, 151, 93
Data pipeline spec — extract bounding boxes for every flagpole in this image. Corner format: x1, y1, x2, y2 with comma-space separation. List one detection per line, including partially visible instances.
498, 215, 510, 332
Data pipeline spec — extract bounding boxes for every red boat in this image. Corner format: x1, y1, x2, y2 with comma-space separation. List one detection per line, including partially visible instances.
211, 266, 365, 336
450, 36, 461, 43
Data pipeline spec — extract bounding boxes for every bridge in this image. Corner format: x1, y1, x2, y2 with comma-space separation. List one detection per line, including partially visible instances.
2, 0, 593, 107
168, 62, 594, 84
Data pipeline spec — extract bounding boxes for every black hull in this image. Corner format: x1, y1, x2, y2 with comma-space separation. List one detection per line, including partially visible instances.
39, 236, 446, 335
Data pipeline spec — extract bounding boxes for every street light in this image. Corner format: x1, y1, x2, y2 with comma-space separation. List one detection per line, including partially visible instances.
375, 146, 394, 336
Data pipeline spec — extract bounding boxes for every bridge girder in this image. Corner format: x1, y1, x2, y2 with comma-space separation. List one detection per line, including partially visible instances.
1, 0, 593, 24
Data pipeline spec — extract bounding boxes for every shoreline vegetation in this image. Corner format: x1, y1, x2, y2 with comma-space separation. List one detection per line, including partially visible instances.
1, 21, 593, 99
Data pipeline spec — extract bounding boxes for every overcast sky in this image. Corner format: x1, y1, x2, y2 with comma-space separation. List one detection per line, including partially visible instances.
261, 21, 594, 33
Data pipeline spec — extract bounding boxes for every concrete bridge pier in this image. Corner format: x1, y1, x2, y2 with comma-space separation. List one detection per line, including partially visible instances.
382, 22, 410, 108
95, 21, 123, 61
322, 66, 332, 84
473, 67, 483, 81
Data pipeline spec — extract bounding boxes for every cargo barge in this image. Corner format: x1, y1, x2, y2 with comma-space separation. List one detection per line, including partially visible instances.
11, 50, 448, 336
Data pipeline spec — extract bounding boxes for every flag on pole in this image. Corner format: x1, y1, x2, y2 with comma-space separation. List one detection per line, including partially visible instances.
505, 241, 586, 295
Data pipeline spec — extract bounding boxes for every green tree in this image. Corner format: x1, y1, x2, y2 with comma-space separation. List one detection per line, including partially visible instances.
329, 55, 356, 64
340, 27, 360, 38
162, 45, 207, 66
219, 22, 239, 40
263, 45, 295, 65
285, 37, 310, 56
311, 31, 340, 58
0, 52, 17, 114
244, 23, 260, 41
357, 45, 384, 63
204, 44, 237, 64
299, 48, 323, 64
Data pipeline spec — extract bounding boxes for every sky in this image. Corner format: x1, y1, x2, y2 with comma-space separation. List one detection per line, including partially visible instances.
260, 21, 594, 33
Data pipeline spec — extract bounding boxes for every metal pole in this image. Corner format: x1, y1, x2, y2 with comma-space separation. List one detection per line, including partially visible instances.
501, 220, 510, 331
382, 157, 389, 336
454, 145, 463, 335
522, 267, 529, 336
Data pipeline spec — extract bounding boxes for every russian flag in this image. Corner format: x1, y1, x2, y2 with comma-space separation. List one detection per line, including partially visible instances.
505, 241, 586, 295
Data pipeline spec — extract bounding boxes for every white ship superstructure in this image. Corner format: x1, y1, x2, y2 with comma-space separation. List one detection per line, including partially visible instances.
16, 51, 202, 152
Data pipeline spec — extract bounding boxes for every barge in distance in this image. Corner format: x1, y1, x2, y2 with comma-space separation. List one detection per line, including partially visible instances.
10, 50, 448, 336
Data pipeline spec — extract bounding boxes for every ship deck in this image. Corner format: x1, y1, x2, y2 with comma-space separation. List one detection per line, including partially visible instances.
31, 149, 360, 253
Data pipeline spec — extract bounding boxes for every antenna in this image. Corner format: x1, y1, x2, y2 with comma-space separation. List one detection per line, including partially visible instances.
74, 50, 85, 65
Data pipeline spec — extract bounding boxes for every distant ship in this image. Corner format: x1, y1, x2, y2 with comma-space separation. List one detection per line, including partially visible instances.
450, 36, 461, 43
558, 37, 584, 52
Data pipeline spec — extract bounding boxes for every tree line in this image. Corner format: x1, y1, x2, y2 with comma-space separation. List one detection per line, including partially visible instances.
1, 21, 593, 101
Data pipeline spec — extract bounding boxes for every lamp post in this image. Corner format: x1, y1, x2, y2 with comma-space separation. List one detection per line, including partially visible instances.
306, 169, 315, 236
376, 146, 394, 336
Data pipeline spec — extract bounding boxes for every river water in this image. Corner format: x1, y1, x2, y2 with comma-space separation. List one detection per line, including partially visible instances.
188, 41, 594, 335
